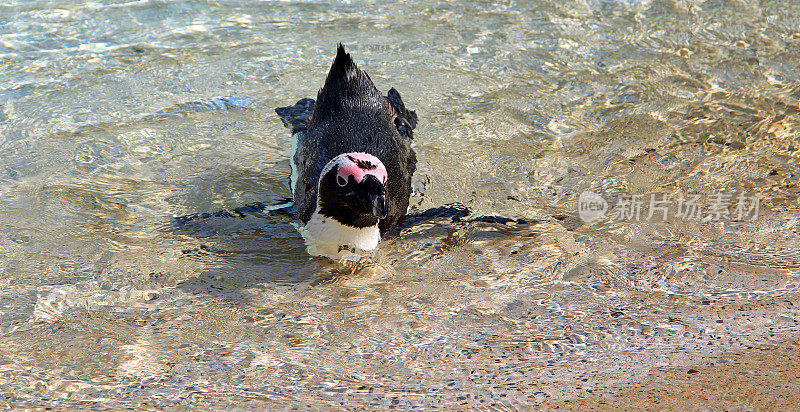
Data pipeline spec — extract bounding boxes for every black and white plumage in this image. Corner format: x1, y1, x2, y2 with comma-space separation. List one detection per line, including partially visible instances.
276, 44, 418, 259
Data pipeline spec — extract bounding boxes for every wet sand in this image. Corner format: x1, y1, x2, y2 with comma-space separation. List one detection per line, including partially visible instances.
543, 337, 800, 410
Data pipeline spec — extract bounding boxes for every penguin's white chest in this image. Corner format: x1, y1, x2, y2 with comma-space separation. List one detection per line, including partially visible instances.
297, 209, 381, 259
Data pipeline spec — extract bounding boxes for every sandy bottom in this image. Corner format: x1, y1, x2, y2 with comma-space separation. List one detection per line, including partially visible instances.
542, 338, 800, 410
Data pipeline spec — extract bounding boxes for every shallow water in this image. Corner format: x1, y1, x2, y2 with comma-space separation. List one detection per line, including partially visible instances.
2, 0, 800, 408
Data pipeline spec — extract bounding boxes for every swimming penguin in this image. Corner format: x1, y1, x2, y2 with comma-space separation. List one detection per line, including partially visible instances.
275, 44, 418, 259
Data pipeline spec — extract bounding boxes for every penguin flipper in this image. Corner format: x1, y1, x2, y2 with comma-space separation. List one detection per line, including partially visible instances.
385, 88, 417, 139
172, 199, 294, 226
275, 98, 316, 134
384, 87, 418, 181
399, 203, 547, 229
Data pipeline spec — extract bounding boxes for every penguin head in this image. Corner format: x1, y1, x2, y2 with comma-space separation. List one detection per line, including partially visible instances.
317, 152, 388, 228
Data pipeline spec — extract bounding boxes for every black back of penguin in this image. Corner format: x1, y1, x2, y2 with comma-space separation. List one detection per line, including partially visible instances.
276, 45, 417, 234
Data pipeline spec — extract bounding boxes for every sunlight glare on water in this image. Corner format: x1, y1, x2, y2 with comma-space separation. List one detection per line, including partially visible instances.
1, 0, 800, 408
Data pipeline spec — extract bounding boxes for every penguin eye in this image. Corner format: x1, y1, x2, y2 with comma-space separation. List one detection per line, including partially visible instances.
336, 175, 347, 187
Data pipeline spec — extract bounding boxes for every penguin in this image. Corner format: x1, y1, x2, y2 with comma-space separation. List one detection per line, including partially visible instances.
275, 44, 418, 259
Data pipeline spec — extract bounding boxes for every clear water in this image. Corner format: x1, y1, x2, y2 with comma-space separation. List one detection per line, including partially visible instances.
2, 0, 800, 408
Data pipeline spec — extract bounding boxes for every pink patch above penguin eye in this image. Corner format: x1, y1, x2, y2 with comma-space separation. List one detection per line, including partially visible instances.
337, 163, 366, 184
334, 152, 389, 185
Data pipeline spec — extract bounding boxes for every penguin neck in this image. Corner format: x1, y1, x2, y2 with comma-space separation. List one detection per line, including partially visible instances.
299, 205, 381, 259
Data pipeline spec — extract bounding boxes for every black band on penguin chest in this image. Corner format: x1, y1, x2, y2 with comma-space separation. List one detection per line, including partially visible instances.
318, 202, 380, 228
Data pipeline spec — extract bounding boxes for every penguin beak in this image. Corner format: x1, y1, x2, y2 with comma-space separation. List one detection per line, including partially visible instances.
371, 194, 387, 219
354, 174, 387, 219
